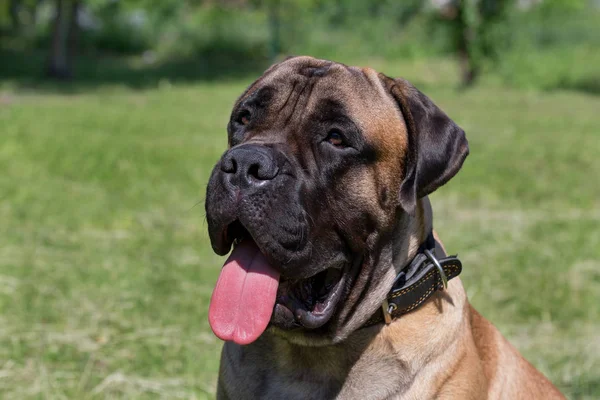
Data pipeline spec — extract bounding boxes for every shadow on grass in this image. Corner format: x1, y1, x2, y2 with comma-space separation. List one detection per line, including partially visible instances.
563, 376, 600, 399
550, 76, 600, 96
0, 47, 270, 94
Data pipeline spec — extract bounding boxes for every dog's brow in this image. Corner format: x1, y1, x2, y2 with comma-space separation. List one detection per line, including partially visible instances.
241, 86, 275, 108
314, 98, 349, 120
298, 64, 332, 78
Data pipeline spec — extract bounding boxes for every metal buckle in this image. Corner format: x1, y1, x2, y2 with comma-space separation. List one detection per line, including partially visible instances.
424, 249, 448, 290
381, 299, 397, 325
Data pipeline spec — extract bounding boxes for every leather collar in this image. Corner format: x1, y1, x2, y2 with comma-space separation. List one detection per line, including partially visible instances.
362, 232, 462, 327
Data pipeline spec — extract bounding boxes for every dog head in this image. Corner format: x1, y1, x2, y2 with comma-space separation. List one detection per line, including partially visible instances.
205, 56, 468, 345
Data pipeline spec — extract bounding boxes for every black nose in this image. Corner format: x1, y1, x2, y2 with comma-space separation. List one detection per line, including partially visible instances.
221, 145, 280, 188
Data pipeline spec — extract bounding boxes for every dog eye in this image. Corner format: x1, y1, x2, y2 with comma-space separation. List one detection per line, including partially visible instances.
236, 110, 251, 126
326, 130, 345, 147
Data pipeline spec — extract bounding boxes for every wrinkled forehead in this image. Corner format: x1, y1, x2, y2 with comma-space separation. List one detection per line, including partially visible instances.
237, 57, 404, 135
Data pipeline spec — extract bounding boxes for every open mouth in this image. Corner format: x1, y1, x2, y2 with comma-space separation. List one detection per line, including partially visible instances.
209, 220, 345, 344
225, 220, 250, 247
225, 219, 345, 329
275, 266, 345, 329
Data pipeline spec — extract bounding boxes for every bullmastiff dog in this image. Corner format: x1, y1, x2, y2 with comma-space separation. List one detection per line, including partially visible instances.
205, 56, 565, 399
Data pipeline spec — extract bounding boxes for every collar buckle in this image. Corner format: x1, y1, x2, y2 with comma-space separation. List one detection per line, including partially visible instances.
381, 299, 397, 325
366, 233, 462, 329
424, 248, 448, 290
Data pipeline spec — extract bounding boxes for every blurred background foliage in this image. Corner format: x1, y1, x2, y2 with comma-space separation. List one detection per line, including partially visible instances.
1, 0, 599, 90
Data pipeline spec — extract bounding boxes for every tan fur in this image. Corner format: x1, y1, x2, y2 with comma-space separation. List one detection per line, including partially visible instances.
215, 57, 565, 399
218, 200, 565, 400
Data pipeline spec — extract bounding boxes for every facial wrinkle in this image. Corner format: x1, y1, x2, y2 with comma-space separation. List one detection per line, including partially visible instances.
278, 80, 299, 114
284, 79, 310, 126
298, 79, 317, 121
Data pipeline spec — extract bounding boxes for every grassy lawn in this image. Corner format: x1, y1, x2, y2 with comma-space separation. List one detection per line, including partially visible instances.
1, 58, 599, 399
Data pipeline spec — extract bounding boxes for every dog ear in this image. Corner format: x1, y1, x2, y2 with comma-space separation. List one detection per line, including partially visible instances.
380, 75, 469, 214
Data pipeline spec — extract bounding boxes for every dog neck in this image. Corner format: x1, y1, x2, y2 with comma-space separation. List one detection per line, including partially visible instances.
328, 196, 435, 338
243, 198, 469, 397
223, 199, 467, 398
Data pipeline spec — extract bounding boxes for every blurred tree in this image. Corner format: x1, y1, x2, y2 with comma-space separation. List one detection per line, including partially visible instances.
435, 0, 515, 86
266, 0, 281, 59
46, 0, 81, 79
436, 0, 588, 86
255, 0, 323, 60
9, 0, 21, 33
2, 0, 42, 35
4, 0, 591, 83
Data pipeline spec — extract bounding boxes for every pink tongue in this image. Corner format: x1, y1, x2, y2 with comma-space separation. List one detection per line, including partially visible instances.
209, 239, 280, 345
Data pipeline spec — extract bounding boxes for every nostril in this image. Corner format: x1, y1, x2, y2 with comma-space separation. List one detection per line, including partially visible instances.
248, 162, 279, 181
221, 156, 237, 174
248, 163, 261, 180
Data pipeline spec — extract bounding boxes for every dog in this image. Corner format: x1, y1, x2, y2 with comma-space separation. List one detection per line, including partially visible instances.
204, 56, 565, 399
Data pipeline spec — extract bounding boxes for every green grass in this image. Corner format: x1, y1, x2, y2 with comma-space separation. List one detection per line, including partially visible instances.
1, 57, 599, 399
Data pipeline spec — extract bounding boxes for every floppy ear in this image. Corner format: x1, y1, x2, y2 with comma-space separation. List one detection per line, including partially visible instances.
380, 75, 469, 214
